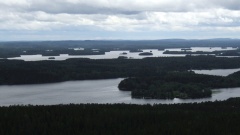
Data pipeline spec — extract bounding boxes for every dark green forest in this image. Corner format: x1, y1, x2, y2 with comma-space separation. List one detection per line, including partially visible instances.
0, 98, 240, 135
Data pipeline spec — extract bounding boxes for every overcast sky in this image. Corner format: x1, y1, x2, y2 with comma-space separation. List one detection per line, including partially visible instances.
0, 0, 240, 41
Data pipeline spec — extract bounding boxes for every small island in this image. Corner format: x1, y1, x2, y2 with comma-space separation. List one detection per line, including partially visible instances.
117, 56, 128, 59
120, 52, 128, 55
48, 57, 55, 59
139, 52, 153, 56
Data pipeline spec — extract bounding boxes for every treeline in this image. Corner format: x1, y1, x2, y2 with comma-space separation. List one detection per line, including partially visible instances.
0, 98, 240, 135
2, 56, 240, 85
118, 71, 240, 99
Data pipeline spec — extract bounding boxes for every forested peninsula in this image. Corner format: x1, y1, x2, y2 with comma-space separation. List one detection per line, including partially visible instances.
118, 71, 240, 99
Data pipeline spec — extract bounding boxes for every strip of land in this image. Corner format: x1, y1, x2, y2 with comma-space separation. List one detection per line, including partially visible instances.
0, 98, 240, 135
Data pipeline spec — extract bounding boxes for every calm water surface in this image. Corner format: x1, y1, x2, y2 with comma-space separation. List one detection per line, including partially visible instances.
1, 78, 240, 106
192, 68, 240, 76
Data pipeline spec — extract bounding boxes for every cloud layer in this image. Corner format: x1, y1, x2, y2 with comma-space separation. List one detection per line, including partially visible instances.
0, 0, 240, 40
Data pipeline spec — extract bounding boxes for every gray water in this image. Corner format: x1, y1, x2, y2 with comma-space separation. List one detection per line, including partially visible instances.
0, 78, 240, 106
192, 68, 240, 76
7, 47, 237, 61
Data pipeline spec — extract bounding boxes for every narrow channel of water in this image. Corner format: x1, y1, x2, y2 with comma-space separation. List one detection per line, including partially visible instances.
0, 78, 240, 106
192, 68, 240, 76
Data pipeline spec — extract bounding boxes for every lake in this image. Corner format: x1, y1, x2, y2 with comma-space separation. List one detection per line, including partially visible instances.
1, 78, 240, 106
192, 68, 240, 76
7, 47, 237, 61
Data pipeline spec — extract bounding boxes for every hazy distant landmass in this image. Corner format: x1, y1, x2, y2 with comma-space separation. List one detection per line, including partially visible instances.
0, 39, 240, 58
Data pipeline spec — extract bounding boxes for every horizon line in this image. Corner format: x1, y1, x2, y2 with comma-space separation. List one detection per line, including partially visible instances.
1, 38, 240, 42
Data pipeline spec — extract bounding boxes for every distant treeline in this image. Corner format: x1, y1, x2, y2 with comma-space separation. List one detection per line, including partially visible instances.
118, 71, 240, 99
0, 98, 240, 135
2, 56, 240, 85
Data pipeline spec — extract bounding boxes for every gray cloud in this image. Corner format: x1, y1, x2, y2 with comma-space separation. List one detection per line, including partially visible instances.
211, 0, 240, 10
0, 0, 240, 40
37, 1, 205, 14
1, 0, 240, 15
